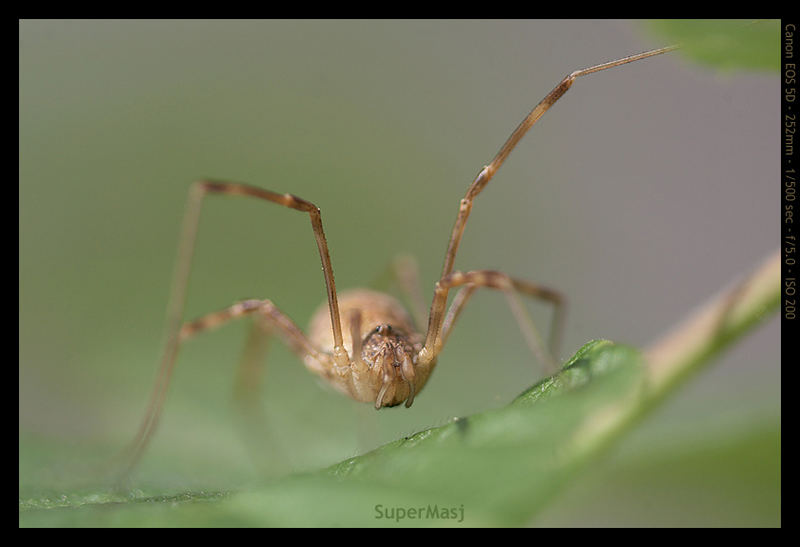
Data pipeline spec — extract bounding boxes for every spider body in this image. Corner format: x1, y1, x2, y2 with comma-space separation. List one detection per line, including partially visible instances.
307, 289, 429, 408
121, 44, 677, 474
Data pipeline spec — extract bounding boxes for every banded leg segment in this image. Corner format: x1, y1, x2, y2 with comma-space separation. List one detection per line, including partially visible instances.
420, 46, 676, 365
432, 270, 565, 374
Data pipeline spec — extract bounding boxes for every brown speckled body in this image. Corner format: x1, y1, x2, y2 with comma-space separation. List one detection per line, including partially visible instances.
307, 289, 433, 407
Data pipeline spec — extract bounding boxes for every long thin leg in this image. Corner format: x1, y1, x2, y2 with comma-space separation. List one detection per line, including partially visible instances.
122, 180, 348, 473
122, 298, 328, 474
231, 317, 293, 477
419, 46, 676, 366
349, 308, 366, 369
436, 270, 565, 374
184, 181, 347, 362
233, 314, 274, 410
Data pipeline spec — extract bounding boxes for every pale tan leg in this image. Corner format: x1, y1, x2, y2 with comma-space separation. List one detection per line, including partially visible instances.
419, 46, 676, 366
231, 317, 293, 476
349, 308, 366, 368
436, 270, 565, 374
233, 317, 272, 409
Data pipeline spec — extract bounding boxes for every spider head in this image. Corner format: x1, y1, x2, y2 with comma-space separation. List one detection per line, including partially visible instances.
361, 323, 419, 409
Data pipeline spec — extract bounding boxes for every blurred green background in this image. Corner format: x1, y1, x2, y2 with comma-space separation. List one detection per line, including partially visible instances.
20, 20, 779, 526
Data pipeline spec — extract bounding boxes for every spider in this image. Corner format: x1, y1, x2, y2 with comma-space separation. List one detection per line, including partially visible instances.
122, 44, 676, 472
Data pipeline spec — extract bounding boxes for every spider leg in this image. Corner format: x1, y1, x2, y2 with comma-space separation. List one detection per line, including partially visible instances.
419, 46, 675, 367
121, 179, 353, 475
233, 314, 274, 411
121, 298, 330, 476
164, 180, 349, 377
435, 270, 565, 374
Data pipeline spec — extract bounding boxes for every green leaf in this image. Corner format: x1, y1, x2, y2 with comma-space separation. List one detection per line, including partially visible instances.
646, 19, 780, 72
20, 340, 646, 526
20, 254, 779, 527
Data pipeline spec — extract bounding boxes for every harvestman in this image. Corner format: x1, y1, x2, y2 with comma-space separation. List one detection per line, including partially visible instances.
122, 44, 677, 472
